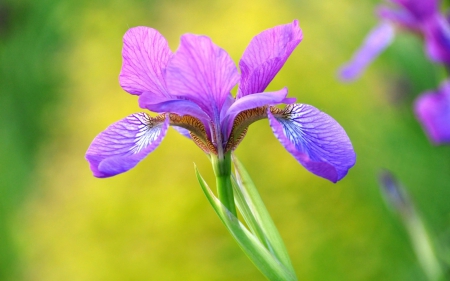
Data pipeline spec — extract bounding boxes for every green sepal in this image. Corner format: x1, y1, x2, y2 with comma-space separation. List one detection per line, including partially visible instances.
195, 165, 297, 281
231, 155, 296, 277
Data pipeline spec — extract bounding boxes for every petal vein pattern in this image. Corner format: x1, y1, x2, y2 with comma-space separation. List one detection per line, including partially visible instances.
238, 20, 302, 97
165, 34, 239, 118
269, 104, 356, 182
86, 113, 169, 178
119, 27, 172, 96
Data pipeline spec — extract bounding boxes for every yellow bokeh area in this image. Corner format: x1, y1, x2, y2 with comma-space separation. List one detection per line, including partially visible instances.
2, 0, 450, 280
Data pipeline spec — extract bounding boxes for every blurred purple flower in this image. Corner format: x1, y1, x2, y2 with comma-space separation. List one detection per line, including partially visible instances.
415, 80, 450, 144
86, 21, 356, 182
339, 0, 441, 81
378, 0, 439, 31
423, 14, 450, 64
339, 22, 394, 81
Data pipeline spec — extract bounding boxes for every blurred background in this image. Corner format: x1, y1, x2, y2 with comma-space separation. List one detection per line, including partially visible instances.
1, 0, 449, 280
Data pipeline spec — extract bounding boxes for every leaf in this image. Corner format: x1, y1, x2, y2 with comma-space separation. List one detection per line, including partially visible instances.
232, 155, 296, 276
194, 165, 297, 281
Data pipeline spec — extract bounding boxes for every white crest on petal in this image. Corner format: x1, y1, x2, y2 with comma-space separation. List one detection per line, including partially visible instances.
129, 113, 165, 154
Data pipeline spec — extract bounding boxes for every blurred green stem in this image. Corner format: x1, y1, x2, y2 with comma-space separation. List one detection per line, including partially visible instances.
405, 213, 443, 281
379, 171, 445, 281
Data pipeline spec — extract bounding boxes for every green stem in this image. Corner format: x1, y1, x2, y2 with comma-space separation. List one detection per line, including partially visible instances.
211, 152, 237, 217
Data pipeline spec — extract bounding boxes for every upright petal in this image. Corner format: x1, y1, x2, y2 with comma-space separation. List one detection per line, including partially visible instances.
414, 82, 450, 144
268, 104, 356, 183
165, 34, 240, 118
238, 20, 303, 98
338, 22, 394, 82
119, 27, 172, 96
86, 113, 169, 178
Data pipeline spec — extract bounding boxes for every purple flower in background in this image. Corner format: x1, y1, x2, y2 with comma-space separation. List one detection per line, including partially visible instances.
339, 22, 394, 81
378, 0, 439, 31
422, 14, 450, 64
339, 0, 441, 81
415, 80, 450, 144
86, 20, 356, 182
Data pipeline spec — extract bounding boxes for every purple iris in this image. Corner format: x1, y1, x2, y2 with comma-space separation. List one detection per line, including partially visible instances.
423, 14, 450, 64
86, 20, 356, 183
415, 80, 450, 144
339, 0, 441, 81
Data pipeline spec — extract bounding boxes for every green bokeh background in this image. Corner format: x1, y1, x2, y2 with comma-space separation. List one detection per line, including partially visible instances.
1, 0, 449, 280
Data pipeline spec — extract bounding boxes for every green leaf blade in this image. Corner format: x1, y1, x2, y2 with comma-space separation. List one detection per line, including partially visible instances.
232, 156, 296, 276
194, 164, 297, 281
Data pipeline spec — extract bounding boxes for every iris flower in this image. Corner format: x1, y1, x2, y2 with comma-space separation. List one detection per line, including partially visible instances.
422, 13, 450, 65
415, 79, 450, 144
339, 0, 441, 81
86, 20, 356, 183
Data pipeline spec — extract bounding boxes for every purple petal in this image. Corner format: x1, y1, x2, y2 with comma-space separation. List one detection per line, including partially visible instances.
138, 91, 210, 123
414, 81, 450, 144
119, 27, 172, 96
377, 6, 420, 31
237, 20, 302, 98
223, 88, 292, 137
86, 113, 169, 178
172, 126, 192, 139
165, 34, 239, 118
388, 0, 438, 22
219, 93, 236, 122
268, 104, 356, 183
423, 15, 450, 64
338, 22, 394, 82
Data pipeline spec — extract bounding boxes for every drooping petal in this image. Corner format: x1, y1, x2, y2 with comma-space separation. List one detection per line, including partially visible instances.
119, 27, 172, 96
414, 82, 450, 144
338, 22, 394, 82
86, 113, 169, 178
238, 20, 303, 98
268, 104, 356, 183
224, 88, 292, 137
165, 34, 240, 118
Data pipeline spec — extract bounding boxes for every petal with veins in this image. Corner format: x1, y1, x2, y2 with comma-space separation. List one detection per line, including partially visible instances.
86, 113, 169, 178
119, 27, 172, 96
268, 104, 356, 183
165, 34, 239, 118
238, 20, 302, 97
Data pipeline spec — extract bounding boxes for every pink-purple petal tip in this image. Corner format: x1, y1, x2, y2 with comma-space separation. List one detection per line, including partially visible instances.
238, 20, 303, 97
119, 27, 172, 96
